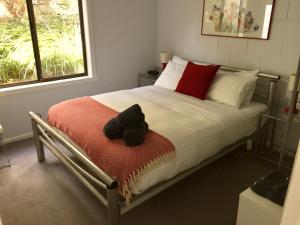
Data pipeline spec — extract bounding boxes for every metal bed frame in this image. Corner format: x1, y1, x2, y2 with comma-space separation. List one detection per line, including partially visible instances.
29, 66, 280, 225
0, 125, 11, 169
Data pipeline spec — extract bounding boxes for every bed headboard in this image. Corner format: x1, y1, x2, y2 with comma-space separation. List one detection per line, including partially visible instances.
219, 66, 281, 109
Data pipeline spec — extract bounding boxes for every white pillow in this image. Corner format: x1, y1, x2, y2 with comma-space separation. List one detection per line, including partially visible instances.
242, 70, 259, 106
172, 55, 210, 66
154, 60, 185, 90
237, 69, 259, 106
207, 69, 259, 108
172, 55, 188, 66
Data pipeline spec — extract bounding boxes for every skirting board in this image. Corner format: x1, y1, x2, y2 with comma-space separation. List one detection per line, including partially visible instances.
3, 132, 33, 145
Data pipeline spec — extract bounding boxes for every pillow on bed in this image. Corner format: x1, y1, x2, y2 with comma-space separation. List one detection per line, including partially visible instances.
172, 55, 209, 66
154, 60, 186, 90
175, 62, 220, 100
172, 55, 188, 66
242, 70, 259, 106
206, 69, 259, 108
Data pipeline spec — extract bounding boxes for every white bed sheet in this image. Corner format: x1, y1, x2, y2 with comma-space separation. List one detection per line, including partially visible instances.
90, 86, 267, 194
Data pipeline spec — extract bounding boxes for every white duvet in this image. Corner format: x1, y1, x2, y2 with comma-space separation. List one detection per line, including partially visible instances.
90, 86, 267, 194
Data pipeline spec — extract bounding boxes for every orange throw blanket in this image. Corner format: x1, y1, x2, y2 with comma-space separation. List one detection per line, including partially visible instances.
47, 96, 175, 201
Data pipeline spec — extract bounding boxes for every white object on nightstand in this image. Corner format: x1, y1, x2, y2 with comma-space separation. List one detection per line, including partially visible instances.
0, 125, 11, 168
236, 188, 283, 225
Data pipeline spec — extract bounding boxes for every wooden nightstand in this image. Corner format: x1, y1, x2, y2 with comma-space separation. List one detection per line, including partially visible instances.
139, 73, 159, 87
0, 125, 11, 168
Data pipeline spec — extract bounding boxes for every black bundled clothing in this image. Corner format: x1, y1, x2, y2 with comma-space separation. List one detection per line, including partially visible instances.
103, 118, 122, 139
123, 121, 149, 146
103, 104, 149, 146
117, 104, 145, 129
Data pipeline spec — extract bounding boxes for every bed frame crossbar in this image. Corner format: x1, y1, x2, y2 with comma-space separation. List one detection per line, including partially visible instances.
30, 112, 121, 225
28, 67, 280, 225
30, 112, 115, 188
120, 136, 249, 214
30, 111, 253, 224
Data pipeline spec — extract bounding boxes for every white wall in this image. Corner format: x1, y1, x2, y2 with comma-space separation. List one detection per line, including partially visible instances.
156, 0, 300, 86
0, 0, 157, 141
1, 0, 299, 148
156, 0, 300, 150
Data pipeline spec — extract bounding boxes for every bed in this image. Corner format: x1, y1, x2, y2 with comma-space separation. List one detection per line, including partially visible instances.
29, 66, 280, 225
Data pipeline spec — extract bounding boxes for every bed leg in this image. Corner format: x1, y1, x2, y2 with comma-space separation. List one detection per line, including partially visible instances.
31, 119, 45, 162
107, 187, 120, 225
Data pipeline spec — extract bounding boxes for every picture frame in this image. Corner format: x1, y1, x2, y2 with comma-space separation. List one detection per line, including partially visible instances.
201, 0, 276, 40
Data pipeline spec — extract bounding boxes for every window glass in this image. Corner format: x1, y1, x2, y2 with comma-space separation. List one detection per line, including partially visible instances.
0, 0, 87, 88
33, 0, 85, 78
0, 0, 37, 86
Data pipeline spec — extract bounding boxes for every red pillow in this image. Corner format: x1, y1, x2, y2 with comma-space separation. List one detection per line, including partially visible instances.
175, 62, 220, 100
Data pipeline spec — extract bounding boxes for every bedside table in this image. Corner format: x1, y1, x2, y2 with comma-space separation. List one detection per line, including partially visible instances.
0, 125, 11, 168
139, 73, 159, 87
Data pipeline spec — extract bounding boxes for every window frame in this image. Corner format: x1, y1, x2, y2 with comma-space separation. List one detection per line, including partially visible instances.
0, 0, 88, 89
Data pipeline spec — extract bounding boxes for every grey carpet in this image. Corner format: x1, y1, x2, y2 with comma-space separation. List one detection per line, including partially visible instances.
0, 139, 275, 225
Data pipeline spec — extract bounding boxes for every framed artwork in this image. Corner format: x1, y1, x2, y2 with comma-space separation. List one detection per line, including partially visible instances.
201, 0, 276, 40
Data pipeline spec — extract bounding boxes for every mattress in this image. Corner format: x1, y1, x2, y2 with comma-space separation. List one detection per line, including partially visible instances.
53, 86, 267, 195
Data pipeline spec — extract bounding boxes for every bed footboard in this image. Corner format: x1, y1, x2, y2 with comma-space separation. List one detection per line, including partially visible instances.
31, 115, 46, 162
29, 111, 121, 225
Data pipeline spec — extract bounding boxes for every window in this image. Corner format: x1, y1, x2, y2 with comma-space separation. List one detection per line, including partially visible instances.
0, 0, 87, 88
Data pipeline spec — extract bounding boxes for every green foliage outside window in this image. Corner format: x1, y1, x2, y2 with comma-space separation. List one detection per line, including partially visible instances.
0, 0, 85, 85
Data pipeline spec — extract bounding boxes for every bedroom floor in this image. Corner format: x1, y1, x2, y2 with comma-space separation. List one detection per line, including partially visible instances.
0, 139, 275, 225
